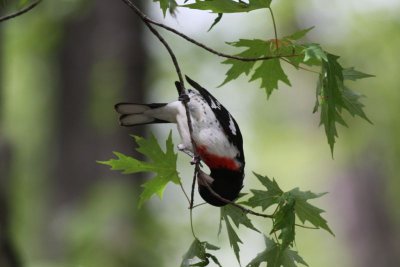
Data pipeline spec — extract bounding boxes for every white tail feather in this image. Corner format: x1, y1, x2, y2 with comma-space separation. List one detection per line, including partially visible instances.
119, 114, 154, 126
115, 104, 150, 114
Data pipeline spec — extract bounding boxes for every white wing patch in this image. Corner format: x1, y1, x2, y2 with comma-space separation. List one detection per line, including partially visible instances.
228, 115, 237, 135
209, 97, 221, 110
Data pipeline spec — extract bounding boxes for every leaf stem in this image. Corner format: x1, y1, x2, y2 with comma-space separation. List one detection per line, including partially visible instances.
203, 182, 273, 219
0, 0, 42, 23
282, 58, 321, 74
179, 181, 191, 205
295, 224, 319, 230
268, 7, 279, 50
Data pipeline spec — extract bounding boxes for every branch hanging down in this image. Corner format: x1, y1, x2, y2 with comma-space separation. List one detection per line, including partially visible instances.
0, 0, 42, 23
120, 0, 201, 208
120, 0, 299, 62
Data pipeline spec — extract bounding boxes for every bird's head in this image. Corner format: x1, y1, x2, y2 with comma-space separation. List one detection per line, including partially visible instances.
197, 168, 244, 207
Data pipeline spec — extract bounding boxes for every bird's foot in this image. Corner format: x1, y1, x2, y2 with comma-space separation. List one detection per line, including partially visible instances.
178, 93, 190, 103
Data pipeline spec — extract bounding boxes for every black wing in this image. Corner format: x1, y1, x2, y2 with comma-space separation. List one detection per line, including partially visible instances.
185, 76, 244, 164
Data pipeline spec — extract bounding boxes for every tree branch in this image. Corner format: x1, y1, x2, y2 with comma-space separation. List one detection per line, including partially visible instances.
121, 0, 299, 62
120, 0, 184, 87
120, 0, 200, 147
0, 0, 42, 23
120, 1, 201, 211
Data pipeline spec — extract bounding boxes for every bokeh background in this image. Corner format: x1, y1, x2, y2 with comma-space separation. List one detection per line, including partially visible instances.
1, 0, 400, 267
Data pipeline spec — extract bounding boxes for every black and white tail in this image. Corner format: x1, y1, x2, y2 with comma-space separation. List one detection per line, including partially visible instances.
115, 103, 169, 126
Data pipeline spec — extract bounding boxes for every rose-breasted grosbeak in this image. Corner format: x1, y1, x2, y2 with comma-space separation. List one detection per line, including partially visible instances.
115, 76, 245, 206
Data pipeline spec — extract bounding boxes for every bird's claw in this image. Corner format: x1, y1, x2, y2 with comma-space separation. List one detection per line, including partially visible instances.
178, 93, 190, 103
191, 156, 202, 167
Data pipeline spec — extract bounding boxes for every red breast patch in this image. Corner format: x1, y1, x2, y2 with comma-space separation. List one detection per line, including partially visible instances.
196, 145, 240, 171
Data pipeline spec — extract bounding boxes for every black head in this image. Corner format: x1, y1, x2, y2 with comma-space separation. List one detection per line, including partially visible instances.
198, 168, 244, 207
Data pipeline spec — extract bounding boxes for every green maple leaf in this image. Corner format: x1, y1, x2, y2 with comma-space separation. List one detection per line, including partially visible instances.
182, 0, 271, 13
243, 173, 283, 211
279, 29, 322, 68
221, 39, 291, 97
208, 13, 223, 31
283, 27, 315, 41
153, 0, 177, 16
99, 131, 181, 207
320, 54, 344, 153
221, 204, 260, 232
181, 239, 222, 267
310, 52, 372, 154
271, 196, 296, 249
342, 67, 374, 81
219, 204, 259, 264
245, 173, 333, 244
250, 58, 291, 97
289, 188, 334, 235
303, 43, 328, 62
341, 86, 372, 123
220, 39, 268, 86
247, 236, 308, 267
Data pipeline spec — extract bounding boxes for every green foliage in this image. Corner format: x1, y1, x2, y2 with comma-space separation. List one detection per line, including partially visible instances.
99, 131, 181, 207
181, 0, 272, 13
247, 236, 308, 267
207, 13, 223, 31
181, 239, 222, 267
291, 188, 333, 235
243, 173, 333, 249
244, 173, 283, 211
220, 28, 321, 97
271, 196, 295, 249
218, 25, 372, 152
219, 204, 260, 263
249, 56, 291, 97
342, 67, 375, 81
311, 53, 372, 154
154, 0, 373, 153
154, 0, 178, 16
102, 132, 333, 266
220, 38, 291, 97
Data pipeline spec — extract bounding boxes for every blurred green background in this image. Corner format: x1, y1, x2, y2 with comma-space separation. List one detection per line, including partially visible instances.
0, 0, 399, 267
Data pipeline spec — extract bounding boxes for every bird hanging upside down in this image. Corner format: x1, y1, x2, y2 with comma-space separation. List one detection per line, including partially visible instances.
115, 76, 245, 206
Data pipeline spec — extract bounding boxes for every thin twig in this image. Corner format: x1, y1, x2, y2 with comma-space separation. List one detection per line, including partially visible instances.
191, 202, 207, 209
179, 181, 191, 204
120, 2, 202, 239
203, 181, 273, 218
189, 165, 200, 240
122, 0, 300, 62
189, 164, 199, 209
120, 0, 200, 152
120, 0, 184, 86
0, 0, 42, 23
